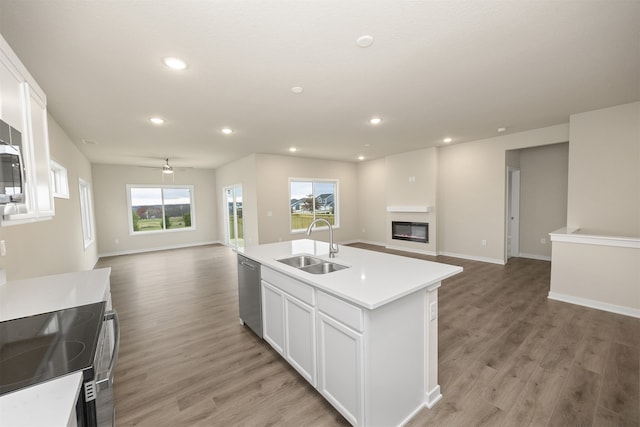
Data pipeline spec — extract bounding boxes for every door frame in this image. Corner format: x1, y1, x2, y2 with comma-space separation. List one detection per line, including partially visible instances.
506, 167, 520, 261
223, 184, 243, 249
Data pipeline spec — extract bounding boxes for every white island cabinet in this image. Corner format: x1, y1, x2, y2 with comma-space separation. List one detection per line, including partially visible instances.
262, 266, 317, 385
240, 240, 463, 427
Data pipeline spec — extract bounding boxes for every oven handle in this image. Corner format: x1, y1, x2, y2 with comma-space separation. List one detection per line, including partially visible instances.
96, 309, 120, 389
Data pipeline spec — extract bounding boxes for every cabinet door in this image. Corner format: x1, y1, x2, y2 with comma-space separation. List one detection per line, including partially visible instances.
284, 295, 316, 386
27, 86, 53, 216
0, 57, 26, 132
261, 281, 285, 355
317, 312, 364, 426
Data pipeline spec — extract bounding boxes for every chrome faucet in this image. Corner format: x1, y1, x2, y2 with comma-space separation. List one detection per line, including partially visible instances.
306, 218, 339, 258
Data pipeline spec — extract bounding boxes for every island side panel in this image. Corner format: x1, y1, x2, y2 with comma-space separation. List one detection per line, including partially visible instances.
365, 289, 428, 426
425, 284, 441, 407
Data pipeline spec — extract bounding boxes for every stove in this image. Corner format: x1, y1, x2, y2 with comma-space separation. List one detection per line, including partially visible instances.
0, 301, 106, 396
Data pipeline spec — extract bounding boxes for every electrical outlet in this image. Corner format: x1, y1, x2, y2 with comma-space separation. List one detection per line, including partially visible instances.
481, 239, 487, 246
430, 302, 437, 321
540, 238, 546, 244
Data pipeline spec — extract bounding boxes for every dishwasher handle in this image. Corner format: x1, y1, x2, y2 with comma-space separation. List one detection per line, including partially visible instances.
240, 260, 258, 271
96, 309, 120, 389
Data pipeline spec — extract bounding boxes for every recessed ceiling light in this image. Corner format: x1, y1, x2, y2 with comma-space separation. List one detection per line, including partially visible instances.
497, 127, 507, 133
369, 117, 382, 125
356, 35, 374, 48
291, 86, 304, 94
221, 127, 233, 135
163, 57, 187, 70
443, 137, 453, 143
289, 147, 297, 153
358, 155, 365, 161
149, 117, 165, 125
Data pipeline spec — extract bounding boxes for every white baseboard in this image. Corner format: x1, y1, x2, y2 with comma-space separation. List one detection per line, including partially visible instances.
518, 252, 552, 261
352, 239, 387, 247
425, 385, 442, 409
98, 240, 224, 258
385, 244, 437, 257
437, 251, 505, 265
548, 291, 640, 319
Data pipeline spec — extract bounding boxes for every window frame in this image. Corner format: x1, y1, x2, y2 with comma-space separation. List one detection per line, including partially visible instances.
126, 184, 196, 235
289, 178, 339, 234
78, 178, 95, 249
50, 159, 69, 199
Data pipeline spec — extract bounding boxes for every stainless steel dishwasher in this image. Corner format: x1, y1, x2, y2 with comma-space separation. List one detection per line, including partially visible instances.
237, 254, 262, 337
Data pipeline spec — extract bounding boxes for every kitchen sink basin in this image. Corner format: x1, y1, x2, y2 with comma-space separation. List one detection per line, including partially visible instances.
276, 255, 349, 274
299, 261, 349, 275
277, 255, 323, 268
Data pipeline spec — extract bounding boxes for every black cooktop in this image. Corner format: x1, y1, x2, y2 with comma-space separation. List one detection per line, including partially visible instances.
0, 301, 105, 396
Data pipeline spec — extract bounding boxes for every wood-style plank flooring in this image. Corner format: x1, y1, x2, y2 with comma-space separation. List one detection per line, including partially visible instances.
96, 243, 639, 426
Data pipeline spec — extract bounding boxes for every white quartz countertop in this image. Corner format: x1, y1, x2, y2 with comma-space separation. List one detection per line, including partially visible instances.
239, 239, 463, 310
0, 372, 83, 427
0, 267, 111, 321
0, 268, 112, 426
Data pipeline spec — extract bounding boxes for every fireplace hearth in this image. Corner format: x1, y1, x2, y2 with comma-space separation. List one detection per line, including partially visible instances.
392, 221, 428, 243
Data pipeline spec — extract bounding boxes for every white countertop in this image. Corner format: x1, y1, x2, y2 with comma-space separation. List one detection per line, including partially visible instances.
0, 268, 112, 426
239, 239, 463, 309
0, 373, 83, 427
0, 268, 111, 321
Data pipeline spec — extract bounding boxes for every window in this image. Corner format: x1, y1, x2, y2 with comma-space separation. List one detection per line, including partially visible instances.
50, 160, 69, 199
127, 185, 195, 234
289, 179, 338, 232
78, 178, 95, 248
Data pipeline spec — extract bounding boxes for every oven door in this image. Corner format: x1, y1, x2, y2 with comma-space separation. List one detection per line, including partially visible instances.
91, 309, 120, 427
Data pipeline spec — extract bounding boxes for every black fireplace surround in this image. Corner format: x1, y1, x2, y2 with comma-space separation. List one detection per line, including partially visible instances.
391, 221, 428, 243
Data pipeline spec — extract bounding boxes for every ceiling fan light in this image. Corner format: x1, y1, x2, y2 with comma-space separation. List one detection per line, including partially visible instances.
162, 158, 174, 174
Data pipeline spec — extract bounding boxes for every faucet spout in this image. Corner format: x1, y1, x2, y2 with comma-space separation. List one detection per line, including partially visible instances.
306, 218, 339, 258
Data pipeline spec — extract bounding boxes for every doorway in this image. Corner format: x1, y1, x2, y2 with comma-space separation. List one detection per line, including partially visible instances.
224, 185, 244, 249
506, 167, 520, 259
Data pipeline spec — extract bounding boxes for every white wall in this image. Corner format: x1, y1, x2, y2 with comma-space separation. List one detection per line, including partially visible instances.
519, 143, 569, 259
549, 102, 640, 317
215, 154, 259, 247
567, 102, 640, 237
0, 114, 97, 280
254, 154, 360, 245
385, 148, 438, 254
92, 164, 218, 256
437, 124, 569, 264
357, 158, 387, 245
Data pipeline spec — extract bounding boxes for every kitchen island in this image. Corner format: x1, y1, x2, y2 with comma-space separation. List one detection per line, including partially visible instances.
239, 240, 463, 427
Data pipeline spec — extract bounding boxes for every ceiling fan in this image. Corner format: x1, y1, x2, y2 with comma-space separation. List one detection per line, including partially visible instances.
162, 158, 174, 175
161, 158, 174, 181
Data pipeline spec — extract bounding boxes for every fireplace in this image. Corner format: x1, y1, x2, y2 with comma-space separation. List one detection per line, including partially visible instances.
392, 221, 428, 243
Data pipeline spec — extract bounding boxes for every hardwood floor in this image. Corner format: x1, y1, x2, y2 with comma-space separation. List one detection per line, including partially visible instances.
96, 243, 639, 426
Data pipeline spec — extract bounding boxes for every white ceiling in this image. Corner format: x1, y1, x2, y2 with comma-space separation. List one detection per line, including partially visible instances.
0, 1, 638, 169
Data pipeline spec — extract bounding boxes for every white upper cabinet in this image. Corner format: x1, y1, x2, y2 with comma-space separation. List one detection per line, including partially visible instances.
0, 34, 54, 225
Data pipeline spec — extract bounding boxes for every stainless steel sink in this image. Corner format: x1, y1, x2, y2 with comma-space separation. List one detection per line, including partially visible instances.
276, 255, 349, 274
299, 261, 349, 275
277, 255, 323, 268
